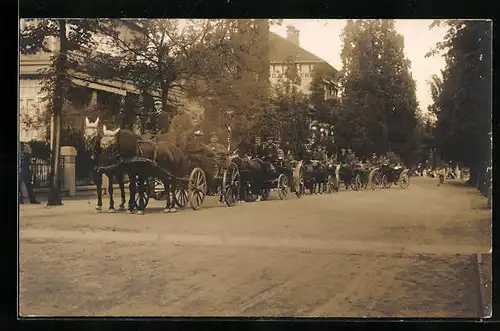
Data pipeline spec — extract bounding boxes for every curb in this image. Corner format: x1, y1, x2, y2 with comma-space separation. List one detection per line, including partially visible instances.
472, 253, 491, 318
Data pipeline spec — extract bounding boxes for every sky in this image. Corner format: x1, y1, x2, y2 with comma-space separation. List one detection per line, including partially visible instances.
270, 19, 448, 113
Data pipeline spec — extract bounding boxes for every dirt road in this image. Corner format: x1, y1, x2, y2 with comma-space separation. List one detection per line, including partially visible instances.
19, 177, 491, 317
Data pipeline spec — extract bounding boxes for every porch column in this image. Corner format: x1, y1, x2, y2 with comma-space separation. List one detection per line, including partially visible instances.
50, 115, 55, 150
60, 146, 77, 196
90, 90, 98, 107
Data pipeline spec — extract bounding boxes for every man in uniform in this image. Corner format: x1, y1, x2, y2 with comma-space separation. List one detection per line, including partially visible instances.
19, 142, 40, 204
209, 134, 225, 153
262, 137, 278, 173
346, 147, 355, 166
340, 148, 347, 164
250, 136, 264, 159
148, 100, 171, 135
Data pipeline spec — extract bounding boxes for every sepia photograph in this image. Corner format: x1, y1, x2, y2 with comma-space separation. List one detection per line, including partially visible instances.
18, 18, 492, 317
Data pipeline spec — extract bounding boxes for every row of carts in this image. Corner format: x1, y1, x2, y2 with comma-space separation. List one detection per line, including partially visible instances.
116, 143, 410, 213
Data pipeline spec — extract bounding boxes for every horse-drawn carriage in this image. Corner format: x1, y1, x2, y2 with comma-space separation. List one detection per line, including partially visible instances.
221, 149, 304, 206
85, 117, 216, 214
118, 156, 207, 212
370, 164, 410, 189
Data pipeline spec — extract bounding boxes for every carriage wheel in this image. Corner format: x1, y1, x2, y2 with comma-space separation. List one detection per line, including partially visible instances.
371, 172, 381, 190
148, 178, 165, 200
355, 174, 363, 190
399, 173, 410, 189
327, 174, 335, 194
381, 174, 391, 189
350, 173, 360, 191
261, 188, 270, 201
223, 162, 240, 207
134, 177, 151, 209
173, 188, 189, 208
293, 163, 304, 198
277, 173, 289, 200
188, 167, 207, 210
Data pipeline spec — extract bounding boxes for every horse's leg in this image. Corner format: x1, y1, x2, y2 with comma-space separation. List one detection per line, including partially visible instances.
92, 170, 103, 213
136, 175, 146, 215
107, 171, 116, 213
164, 181, 171, 213
127, 173, 136, 213
117, 171, 126, 211
169, 183, 178, 212
238, 173, 246, 203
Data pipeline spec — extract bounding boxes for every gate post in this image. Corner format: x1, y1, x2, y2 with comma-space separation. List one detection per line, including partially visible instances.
60, 146, 77, 196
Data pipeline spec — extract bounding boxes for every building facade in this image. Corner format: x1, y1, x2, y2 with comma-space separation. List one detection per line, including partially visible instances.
20, 21, 337, 143
268, 26, 338, 98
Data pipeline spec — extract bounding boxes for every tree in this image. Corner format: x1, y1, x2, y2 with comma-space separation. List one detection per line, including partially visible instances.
257, 56, 310, 155
308, 62, 339, 124
84, 19, 244, 133
338, 19, 420, 163
20, 19, 97, 205
198, 19, 272, 146
426, 20, 492, 185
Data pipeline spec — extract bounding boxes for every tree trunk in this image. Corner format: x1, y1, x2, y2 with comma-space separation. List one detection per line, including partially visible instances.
468, 163, 479, 187
47, 20, 67, 206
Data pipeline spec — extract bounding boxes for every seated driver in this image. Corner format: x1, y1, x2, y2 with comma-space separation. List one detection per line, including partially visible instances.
250, 136, 263, 159
262, 137, 277, 173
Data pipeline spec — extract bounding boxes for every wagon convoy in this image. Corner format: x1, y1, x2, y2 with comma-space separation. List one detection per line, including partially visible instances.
83, 117, 411, 215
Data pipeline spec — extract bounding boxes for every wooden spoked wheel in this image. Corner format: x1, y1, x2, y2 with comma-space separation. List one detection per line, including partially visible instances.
188, 167, 207, 211
399, 173, 410, 189
223, 162, 240, 207
293, 162, 304, 198
277, 173, 289, 200
172, 187, 189, 208
327, 174, 335, 194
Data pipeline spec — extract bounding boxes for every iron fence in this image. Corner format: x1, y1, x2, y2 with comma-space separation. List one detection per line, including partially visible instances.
29, 157, 65, 189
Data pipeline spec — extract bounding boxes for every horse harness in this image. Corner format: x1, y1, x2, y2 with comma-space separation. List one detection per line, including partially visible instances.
137, 135, 159, 163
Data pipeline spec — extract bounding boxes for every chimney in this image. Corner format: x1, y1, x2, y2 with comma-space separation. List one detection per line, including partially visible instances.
286, 25, 300, 46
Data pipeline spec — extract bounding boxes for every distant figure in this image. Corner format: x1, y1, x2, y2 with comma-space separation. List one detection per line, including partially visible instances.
19, 142, 40, 204
437, 165, 446, 186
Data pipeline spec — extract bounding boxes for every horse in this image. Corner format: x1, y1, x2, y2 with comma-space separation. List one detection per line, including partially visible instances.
83, 117, 127, 213
144, 129, 225, 204
114, 128, 191, 214
302, 149, 329, 194
336, 163, 359, 190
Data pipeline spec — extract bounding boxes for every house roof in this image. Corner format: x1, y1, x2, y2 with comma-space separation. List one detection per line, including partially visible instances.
269, 32, 335, 70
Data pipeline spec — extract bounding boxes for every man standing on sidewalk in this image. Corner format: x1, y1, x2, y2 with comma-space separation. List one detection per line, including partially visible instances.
19, 142, 40, 204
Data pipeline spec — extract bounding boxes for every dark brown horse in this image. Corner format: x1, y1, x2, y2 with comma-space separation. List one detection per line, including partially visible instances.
83, 117, 127, 213
111, 129, 190, 214
149, 130, 224, 202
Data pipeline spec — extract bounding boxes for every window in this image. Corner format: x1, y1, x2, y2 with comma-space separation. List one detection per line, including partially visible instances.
26, 99, 35, 112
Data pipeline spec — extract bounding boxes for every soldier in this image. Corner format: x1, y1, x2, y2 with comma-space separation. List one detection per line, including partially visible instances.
209, 134, 225, 153
149, 100, 171, 135
344, 148, 353, 166
19, 142, 40, 204
250, 136, 264, 159
340, 148, 347, 164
